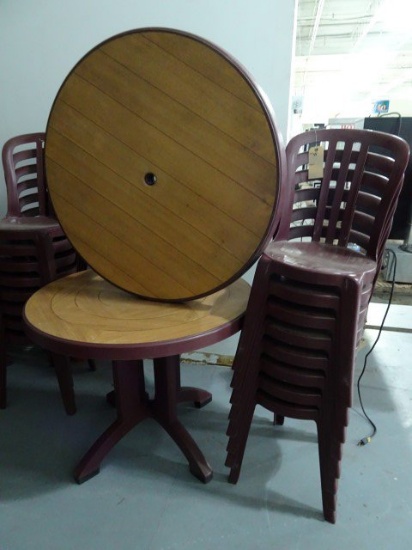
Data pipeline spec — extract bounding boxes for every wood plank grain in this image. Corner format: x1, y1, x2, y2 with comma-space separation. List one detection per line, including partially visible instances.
46, 129, 255, 265
101, 33, 277, 163
146, 31, 264, 110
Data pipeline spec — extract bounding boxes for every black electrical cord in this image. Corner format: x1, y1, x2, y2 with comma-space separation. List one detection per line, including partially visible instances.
356, 247, 397, 446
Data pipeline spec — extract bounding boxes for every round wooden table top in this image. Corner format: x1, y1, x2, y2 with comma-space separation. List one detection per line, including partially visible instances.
24, 269, 250, 360
45, 28, 282, 301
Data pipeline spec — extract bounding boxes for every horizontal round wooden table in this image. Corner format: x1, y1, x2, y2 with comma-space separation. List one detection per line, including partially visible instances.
24, 269, 250, 483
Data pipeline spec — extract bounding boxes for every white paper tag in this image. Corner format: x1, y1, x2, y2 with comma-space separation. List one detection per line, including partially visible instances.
308, 144, 324, 179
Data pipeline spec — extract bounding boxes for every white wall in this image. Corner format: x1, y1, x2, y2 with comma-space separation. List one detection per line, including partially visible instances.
0, 0, 297, 357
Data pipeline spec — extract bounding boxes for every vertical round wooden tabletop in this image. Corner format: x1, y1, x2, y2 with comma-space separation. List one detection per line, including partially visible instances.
45, 28, 283, 301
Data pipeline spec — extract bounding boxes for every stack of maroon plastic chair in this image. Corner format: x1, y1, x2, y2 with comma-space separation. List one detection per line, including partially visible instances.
225, 128, 410, 523
0, 133, 87, 413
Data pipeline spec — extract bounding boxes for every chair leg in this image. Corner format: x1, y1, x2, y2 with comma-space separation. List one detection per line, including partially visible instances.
225, 400, 257, 483
0, 350, 7, 409
0, 324, 8, 408
274, 414, 284, 425
317, 418, 342, 524
87, 359, 97, 371
50, 353, 77, 415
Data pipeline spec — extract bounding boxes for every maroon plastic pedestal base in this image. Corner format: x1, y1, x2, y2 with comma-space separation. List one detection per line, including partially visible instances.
74, 355, 213, 484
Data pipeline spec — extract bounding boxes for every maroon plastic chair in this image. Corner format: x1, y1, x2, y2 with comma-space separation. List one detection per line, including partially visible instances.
225, 128, 410, 523
0, 133, 89, 413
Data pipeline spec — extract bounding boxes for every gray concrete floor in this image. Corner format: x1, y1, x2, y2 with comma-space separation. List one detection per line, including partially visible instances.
1, 311, 412, 549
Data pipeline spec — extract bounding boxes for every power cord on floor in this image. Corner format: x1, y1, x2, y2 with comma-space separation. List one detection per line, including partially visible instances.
356, 247, 397, 446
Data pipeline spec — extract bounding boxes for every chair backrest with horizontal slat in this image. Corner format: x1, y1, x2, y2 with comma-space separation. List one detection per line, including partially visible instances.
2, 132, 51, 218
278, 128, 410, 263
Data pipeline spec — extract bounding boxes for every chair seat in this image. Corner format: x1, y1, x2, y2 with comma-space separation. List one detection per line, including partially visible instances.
264, 240, 377, 281
0, 215, 63, 232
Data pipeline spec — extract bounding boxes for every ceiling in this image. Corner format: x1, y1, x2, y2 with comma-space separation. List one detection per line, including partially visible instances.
293, 0, 412, 122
